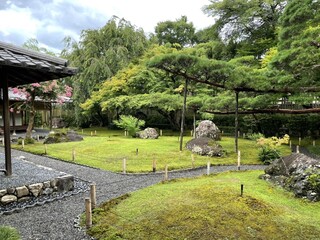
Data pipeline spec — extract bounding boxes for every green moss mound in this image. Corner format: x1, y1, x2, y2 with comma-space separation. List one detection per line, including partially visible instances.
87, 171, 320, 239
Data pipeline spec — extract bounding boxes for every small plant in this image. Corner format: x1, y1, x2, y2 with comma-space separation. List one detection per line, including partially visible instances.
18, 137, 35, 145
113, 115, 145, 137
257, 134, 290, 164
0, 226, 20, 240
246, 133, 264, 141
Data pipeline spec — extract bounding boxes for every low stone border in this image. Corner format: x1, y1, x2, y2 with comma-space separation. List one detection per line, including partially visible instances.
0, 174, 74, 206
0, 177, 90, 216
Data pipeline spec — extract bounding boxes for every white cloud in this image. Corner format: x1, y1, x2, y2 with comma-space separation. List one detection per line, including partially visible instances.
0, 0, 214, 51
0, 5, 40, 38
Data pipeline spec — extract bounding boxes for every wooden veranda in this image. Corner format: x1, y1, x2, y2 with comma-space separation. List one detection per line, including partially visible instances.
0, 41, 77, 176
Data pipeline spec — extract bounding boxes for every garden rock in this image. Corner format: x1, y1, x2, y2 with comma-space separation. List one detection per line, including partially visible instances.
186, 137, 223, 157
261, 153, 320, 201
44, 130, 83, 144
195, 120, 221, 140
136, 128, 159, 139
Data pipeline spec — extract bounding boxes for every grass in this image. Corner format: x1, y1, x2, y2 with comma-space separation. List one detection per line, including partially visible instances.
86, 170, 320, 240
0, 226, 20, 240
11, 128, 291, 173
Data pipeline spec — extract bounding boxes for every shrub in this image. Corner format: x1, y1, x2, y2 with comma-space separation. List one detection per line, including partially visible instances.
0, 226, 20, 240
246, 133, 265, 141
258, 147, 281, 165
18, 137, 35, 145
257, 134, 289, 164
113, 115, 145, 137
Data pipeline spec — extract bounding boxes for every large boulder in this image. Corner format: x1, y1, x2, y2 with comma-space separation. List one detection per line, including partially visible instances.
136, 128, 159, 139
196, 120, 221, 140
261, 153, 320, 201
186, 137, 223, 157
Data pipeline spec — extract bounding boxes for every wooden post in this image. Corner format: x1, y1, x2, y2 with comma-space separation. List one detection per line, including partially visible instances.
207, 162, 210, 175
2, 138, 4, 146
44, 144, 47, 154
81, 129, 83, 134
136, 148, 139, 155
243, 133, 245, 138
22, 139, 25, 149
160, 129, 162, 136
37, 135, 40, 141
123, 158, 126, 174
296, 145, 300, 153
237, 150, 241, 170
313, 140, 315, 147
298, 137, 301, 145
221, 130, 224, 136
72, 148, 76, 161
90, 183, 96, 209
191, 154, 195, 168
240, 184, 244, 197
85, 198, 92, 228
152, 159, 156, 173
289, 140, 292, 149
91, 131, 93, 136
94, 130, 97, 136
164, 165, 168, 181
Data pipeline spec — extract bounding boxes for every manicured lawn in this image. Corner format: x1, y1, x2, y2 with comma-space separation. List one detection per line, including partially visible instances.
86, 170, 320, 240
12, 128, 291, 173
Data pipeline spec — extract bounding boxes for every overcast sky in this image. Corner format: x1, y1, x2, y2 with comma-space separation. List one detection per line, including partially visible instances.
0, 0, 214, 53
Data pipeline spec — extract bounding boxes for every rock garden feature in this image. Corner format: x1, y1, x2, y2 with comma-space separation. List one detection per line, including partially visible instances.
44, 130, 83, 144
260, 153, 320, 201
195, 120, 221, 141
186, 120, 223, 157
186, 137, 224, 157
136, 128, 159, 139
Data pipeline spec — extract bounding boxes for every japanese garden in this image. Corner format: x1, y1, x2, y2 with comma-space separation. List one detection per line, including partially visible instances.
1, 0, 320, 239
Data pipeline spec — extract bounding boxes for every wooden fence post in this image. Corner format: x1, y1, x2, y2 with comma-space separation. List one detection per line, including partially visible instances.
90, 183, 96, 209
72, 148, 76, 162
237, 150, 241, 170
152, 159, 157, 173
22, 139, 25, 149
296, 145, 300, 153
207, 162, 210, 175
164, 165, 168, 181
85, 198, 92, 228
123, 158, 126, 174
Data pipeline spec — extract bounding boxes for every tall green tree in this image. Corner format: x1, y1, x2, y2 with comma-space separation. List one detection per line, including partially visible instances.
203, 0, 287, 58
62, 17, 149, 126
155, 16, 197, 47
271, 0, 320, 87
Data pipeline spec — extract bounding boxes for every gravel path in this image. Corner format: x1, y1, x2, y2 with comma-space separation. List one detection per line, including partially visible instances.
0, 148, 266, 240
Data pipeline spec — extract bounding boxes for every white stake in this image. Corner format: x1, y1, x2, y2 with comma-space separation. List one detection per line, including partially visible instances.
207, 162, 210, 175
237, 150, 241, 170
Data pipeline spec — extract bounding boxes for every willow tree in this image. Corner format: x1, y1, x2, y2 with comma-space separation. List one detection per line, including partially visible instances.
62, 17, 149, 126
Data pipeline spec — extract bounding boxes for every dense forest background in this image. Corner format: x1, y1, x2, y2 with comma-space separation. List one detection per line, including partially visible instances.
58, 0, 320, 137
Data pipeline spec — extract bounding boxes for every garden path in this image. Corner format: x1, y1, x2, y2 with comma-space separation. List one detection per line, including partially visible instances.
0, 148, 265, 240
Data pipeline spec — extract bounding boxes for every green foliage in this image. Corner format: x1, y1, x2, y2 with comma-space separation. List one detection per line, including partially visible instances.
0, 226, 20, 240
246, 133, 265, 141
203, 0, 286, 58
257, 134, 289, 164
308, 174, 320, 192
62, 17, 149, 126
155, 16, 197, 46
113, 115, 145, 137
18, 137, 35, 145
258, 147, 281, 165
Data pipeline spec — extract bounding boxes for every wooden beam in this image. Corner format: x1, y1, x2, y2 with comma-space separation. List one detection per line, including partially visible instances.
1, 67, 12, 176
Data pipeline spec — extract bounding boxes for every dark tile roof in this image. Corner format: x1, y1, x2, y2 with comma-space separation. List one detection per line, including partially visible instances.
0, 41, 77, 87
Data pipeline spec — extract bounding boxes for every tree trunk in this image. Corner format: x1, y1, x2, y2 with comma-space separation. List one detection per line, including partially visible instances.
235, 91, 239, 153
25, 93, 35, 139
179, 79, 188, 151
